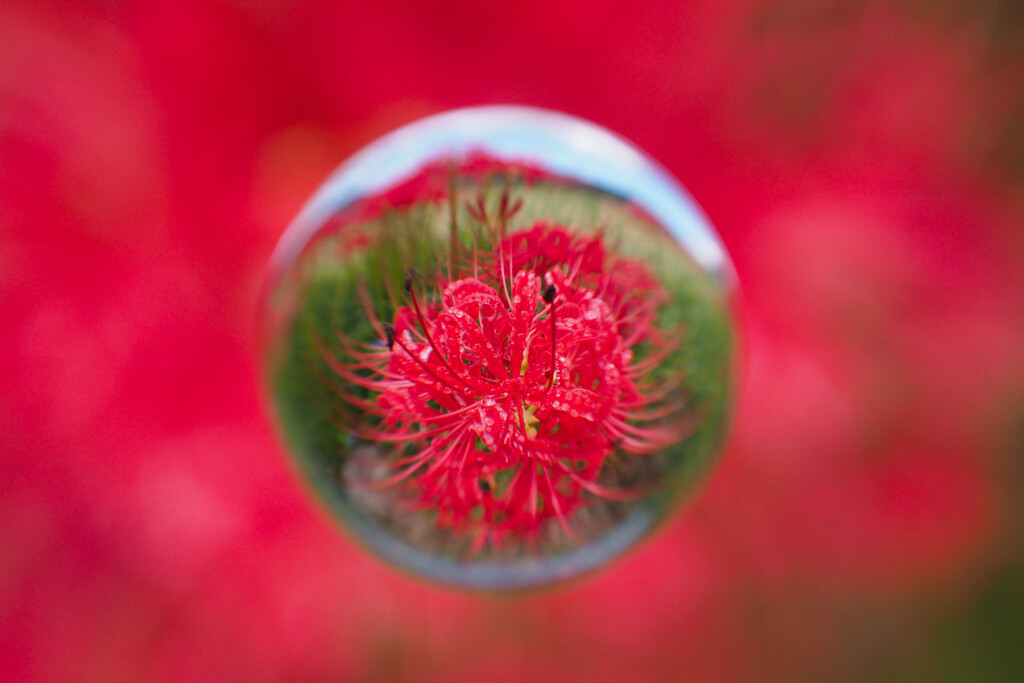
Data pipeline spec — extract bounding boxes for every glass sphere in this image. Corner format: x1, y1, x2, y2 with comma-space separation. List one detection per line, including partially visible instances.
259, 106, 737, 590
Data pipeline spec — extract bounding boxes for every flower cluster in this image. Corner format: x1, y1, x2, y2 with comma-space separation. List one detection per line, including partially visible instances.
334, 222, 682, 549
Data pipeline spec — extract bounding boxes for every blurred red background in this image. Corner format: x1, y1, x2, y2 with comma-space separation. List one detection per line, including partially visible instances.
2, 1, 1023, 681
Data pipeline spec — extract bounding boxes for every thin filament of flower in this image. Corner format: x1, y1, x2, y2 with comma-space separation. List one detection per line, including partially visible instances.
543, 282, 557, 389
406, 283, 474, 390
392, 333, 466, 396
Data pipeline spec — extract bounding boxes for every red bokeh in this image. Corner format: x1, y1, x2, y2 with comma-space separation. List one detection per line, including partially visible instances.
2, 1, 1023, 681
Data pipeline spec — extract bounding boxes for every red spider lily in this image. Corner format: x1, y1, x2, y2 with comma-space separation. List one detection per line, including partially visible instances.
353, 153, 552, 222
328, 222, 683, 551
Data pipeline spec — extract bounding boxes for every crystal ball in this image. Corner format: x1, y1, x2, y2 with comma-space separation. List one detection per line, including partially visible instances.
259, 106, 737, 590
